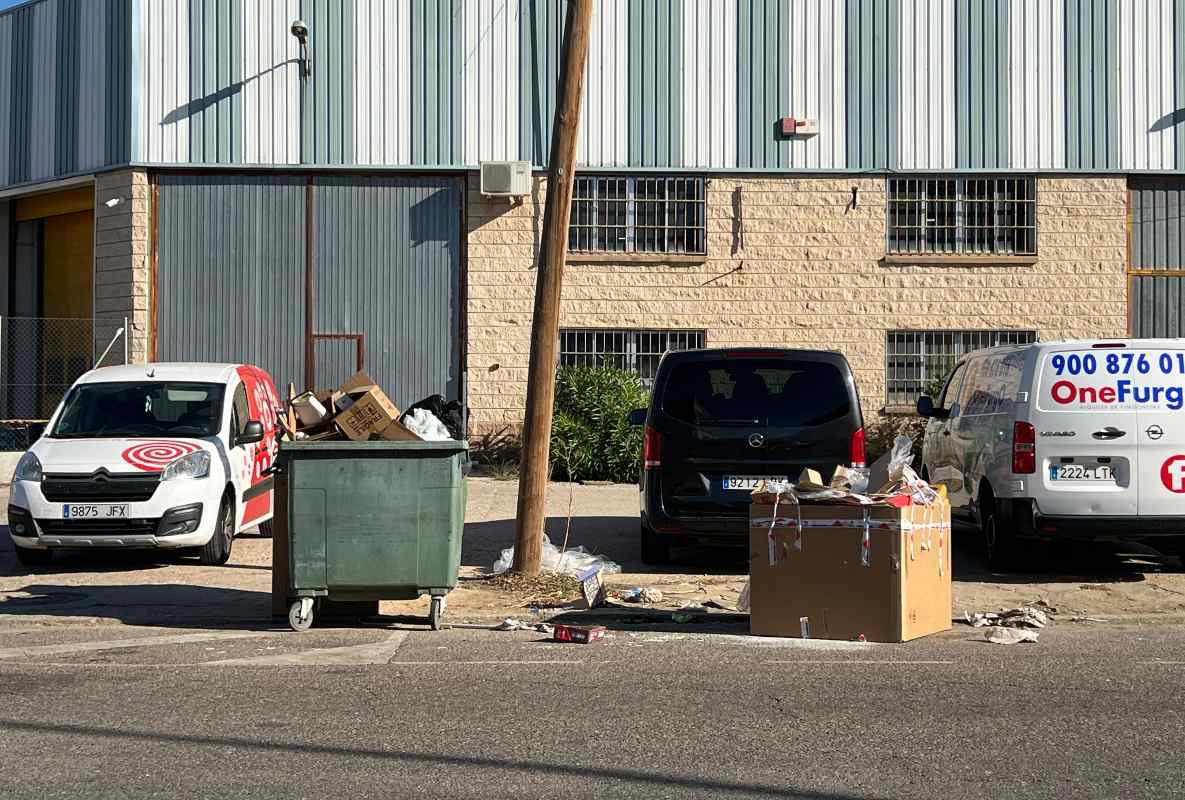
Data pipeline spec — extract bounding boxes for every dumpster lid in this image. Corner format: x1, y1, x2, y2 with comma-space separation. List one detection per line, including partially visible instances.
281, 439, 469, 453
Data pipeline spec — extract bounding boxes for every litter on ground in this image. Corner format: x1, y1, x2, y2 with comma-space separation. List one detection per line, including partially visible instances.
985, 627, 1040, 645
491, 535, 621, 578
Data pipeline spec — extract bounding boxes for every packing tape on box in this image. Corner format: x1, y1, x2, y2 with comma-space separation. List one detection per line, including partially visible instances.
753, 512, 950, 569
764, 493, 803, 566
860, 508, 872, 568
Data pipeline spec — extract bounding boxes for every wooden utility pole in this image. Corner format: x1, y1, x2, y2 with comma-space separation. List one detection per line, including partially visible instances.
512, 0, 593, 575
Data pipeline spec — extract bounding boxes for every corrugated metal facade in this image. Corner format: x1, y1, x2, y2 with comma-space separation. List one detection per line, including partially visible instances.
0, 0, 131, 188
312, 176, 463, 408
1131, 180, 1185, 270
1130, 178, 1185, 337
154, 173, 462, 406
4, 0, 1185, 185
155, 174, 307, 390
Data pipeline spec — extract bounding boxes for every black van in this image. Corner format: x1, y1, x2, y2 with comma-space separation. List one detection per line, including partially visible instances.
628, 348, 865, 564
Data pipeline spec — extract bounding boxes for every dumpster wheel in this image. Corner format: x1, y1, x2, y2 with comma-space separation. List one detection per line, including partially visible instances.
289, 598, 315, 632
429, 596, 445, 631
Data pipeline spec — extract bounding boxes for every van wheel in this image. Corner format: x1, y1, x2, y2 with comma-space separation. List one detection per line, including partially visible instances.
198, 498, 234, 566
982, 497, 1019, 571
13, 545, 52, 568
640, 523, 671, 566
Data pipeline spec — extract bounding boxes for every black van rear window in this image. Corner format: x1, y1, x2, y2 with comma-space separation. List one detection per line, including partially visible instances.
660, 359, 851, 426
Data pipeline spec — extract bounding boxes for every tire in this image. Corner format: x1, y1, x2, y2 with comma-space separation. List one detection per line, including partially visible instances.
429, 596, 445, 631
198, 497, 234, 566
640, 523, 671, 566
981, 494, 1020, 571
257, 519, 274, 539
289, 599, 314, 632
13, 545, 52, 568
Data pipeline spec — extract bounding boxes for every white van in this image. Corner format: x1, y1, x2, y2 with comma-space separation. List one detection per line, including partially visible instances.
7, 363, 281, 568
917, 339, 1185, 568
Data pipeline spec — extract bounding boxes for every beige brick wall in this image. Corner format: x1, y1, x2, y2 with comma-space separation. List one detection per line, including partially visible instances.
466, 175, 1128, 435
93, 169, 151, 364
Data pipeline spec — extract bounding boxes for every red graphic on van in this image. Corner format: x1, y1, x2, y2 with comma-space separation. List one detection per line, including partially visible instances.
122, 440, 202, 472
1160, 455, 1185, 493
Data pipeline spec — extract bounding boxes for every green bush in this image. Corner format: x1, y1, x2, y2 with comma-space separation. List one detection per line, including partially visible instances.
550, 365, 648, 483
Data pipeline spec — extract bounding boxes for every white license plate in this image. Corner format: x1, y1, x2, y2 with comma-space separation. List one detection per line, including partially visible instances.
1049, 464, 1113, 482
62, 504, 131, 519
723, 476, 787, 491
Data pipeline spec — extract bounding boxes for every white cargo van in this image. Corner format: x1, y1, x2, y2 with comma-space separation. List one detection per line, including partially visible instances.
8, 363, 280, 568
917, 339, 1185, 567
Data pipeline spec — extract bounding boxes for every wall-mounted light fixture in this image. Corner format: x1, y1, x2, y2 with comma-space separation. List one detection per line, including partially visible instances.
291, 19, 311, 78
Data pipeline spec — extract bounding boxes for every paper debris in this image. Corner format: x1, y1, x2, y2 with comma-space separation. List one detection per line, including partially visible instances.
494, 618, 553, 633
985, 627, 1040, 645
964, 606, 1051, 629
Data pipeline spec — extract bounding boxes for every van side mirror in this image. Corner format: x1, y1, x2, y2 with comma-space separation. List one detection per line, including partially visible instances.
627, 408, 647, 426
916, 395, 948, 420
237, 420, 265, 446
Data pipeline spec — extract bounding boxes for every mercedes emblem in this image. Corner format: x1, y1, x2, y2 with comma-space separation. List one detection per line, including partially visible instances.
748, 433, 765, 448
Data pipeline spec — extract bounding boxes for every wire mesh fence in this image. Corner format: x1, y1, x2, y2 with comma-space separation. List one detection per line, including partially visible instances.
0, 316, 128, 425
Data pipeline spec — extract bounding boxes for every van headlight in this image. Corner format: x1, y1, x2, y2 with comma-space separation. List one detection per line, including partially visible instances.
161, 451, 211, 481
13, 453, 43, 482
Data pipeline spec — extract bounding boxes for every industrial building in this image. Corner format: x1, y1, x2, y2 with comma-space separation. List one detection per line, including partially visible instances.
0, 0, 1182, 434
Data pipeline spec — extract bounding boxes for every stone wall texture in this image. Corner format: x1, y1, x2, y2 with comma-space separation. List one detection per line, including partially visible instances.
93, 169, 151, 364
466, 176, 1129, 435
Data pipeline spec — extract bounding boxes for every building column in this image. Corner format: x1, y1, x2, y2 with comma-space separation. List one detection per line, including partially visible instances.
93, 169, 150, 364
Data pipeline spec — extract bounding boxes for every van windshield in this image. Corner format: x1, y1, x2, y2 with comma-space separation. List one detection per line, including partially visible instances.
50, 382, 226, 439
661, 359, 851, 426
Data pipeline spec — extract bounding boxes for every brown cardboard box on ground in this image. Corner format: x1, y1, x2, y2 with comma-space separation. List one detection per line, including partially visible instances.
334, 385, 403, 441
748, 489, 952, 643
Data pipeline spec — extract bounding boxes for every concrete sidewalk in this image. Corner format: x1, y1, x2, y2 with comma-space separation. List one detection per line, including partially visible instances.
2, 477, 1185, 631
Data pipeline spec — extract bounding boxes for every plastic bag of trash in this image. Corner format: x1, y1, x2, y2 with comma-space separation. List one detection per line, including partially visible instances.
888, 435, 916, 481
403, 408, 452, 441
491, 535, 621, 577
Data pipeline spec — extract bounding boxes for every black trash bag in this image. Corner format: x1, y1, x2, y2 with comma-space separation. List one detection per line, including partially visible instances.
400, 395, 466, 441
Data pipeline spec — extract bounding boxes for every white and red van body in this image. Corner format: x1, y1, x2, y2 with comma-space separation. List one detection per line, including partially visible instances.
7, 363, 281, 565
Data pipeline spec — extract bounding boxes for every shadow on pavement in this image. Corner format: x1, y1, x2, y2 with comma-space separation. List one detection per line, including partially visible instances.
0, 583, 274, 629
0, 526, 185, 578
949, 521, 1181, 585
0, 718, 859, 799
462, 516, 748, 576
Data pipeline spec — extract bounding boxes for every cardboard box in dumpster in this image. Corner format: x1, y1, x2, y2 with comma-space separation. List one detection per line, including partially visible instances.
334, 386, 402, 441
748, 488, 952, 643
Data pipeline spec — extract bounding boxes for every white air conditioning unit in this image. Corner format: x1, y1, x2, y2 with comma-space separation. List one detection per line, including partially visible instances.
480, 160, 531, 197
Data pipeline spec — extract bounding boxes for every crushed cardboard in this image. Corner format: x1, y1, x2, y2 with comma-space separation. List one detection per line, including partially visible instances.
281, 370, 425, 443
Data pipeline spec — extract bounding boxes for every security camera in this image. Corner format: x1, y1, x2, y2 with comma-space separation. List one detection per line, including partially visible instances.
290, 19, 308, 42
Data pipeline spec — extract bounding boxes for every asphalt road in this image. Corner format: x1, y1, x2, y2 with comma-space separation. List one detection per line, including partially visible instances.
1, 620, 1183, 799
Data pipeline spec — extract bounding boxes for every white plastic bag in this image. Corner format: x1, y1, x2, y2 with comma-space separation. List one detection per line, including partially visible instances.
491, 535, 621, 577
403, 408, 452, 441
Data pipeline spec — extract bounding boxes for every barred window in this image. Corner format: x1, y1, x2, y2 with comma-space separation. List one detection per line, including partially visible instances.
885, 330, 1037, 406
887, 177, 1037, 256
569, 176, 706, 254
559, 329, 706, 386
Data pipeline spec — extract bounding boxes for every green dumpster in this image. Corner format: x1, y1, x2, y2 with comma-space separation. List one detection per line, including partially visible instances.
276, 439, 468, 632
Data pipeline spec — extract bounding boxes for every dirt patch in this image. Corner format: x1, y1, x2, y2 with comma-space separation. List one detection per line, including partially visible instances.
479, 572, 582, 607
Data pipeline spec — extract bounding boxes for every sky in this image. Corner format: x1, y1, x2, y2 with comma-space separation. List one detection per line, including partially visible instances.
0, 0, 24, 9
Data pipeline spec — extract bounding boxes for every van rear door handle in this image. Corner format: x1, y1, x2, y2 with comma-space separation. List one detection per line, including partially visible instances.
1092, 427, 1126, 440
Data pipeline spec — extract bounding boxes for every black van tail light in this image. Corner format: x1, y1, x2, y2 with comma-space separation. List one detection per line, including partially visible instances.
643, 426, 662, 471
1091, 342, 1127, 348
724, 349, 782, 358
1013, 421, 1036, 474
850, 426, 866, 469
